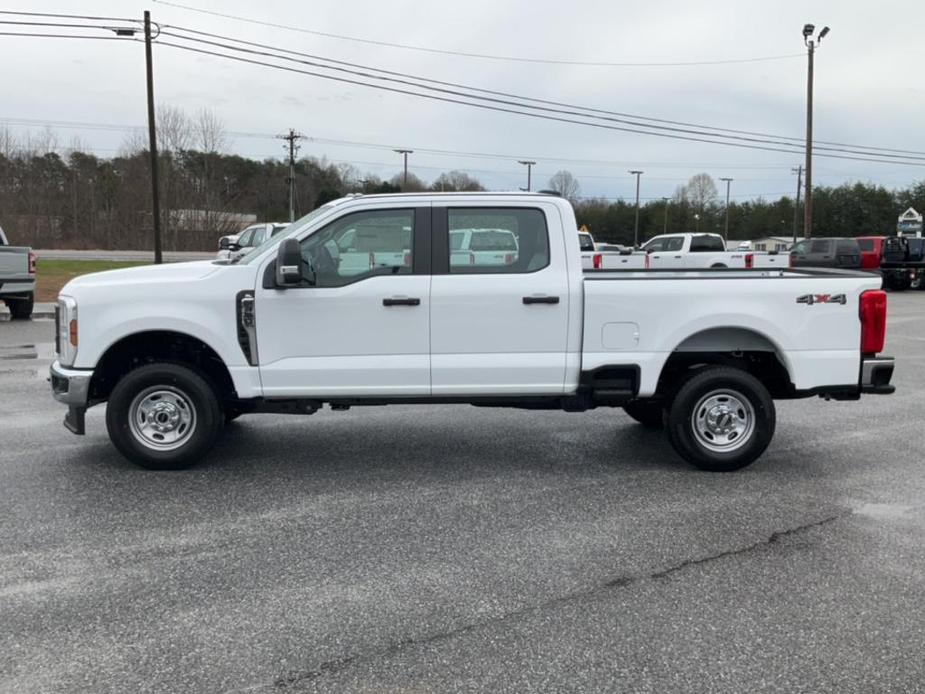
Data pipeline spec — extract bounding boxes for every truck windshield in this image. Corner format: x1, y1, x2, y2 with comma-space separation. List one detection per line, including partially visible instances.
231, 203, 338, 264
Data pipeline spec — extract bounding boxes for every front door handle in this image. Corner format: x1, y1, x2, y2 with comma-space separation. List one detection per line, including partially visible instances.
383, 297, 420, 306
523, 295, 560, 305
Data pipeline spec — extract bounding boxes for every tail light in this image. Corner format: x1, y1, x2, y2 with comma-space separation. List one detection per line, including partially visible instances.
859, 290, 887, 354
745, 253, 754, 269
592, 253, 602, 269
644, 254, 650, 270
788, 253, 793, 268
504, 253, 514, 265
28, 251, 36, 275
403, 252, 412, 267
69, 319, 78, 347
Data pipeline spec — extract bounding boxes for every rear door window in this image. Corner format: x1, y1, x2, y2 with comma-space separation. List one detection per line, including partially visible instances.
810, 240, 831, 254
857, 239, 874, 252
837, 239, 860, 254
690, 235, 725, 252
448, 208, 548, 273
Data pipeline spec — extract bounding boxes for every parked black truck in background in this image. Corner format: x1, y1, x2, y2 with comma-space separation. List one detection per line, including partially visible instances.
881, 236, 925, 291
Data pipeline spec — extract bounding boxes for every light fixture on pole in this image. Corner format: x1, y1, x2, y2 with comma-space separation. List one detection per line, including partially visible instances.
393, 149, 413, 189
629, 170, 644, 246
719, 177, 733, 241
802, 22, 829, 239
518, 160, 536, 191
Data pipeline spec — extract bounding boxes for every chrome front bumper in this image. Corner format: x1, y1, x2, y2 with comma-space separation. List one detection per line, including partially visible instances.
49, 361, 92, 434
861, 356, 895, 395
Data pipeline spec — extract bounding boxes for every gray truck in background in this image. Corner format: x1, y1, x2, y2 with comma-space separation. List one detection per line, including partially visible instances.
0, 225, 36, 319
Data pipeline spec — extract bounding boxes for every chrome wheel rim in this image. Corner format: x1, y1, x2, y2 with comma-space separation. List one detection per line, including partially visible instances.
691, 388, 755, 453
128, 386, 197, 451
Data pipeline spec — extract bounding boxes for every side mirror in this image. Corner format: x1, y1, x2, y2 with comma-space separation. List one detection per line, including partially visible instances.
275, 238, 303, 287
219, 237, 231, 250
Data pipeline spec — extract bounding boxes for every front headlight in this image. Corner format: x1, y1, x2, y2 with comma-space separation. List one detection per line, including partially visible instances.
56, 296, 78, 366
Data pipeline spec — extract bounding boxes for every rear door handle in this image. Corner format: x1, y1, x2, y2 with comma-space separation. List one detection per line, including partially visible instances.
382, 297, 420, 306
523, 295, 560, 305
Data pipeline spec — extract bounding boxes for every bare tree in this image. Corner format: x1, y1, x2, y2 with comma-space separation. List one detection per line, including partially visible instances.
431, 170, 485, 192
0, 126, 17, 158
194, 107, 226, 153
687, 173, 718, 212
548, 170, 581, 200
389, 171, 428, 192
156, 104, 192, 154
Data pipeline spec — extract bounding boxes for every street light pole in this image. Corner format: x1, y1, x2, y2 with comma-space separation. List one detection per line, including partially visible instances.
393, 149, 413, 189
629, 170, 644, 246
791, 165, 803, 243
802, 23, 829, 240
662, 197, 669, 234
518, 160, 536, 191
719, 177, 733, 241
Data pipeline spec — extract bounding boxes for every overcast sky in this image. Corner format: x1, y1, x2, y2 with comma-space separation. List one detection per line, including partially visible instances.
1, 0, 923, 202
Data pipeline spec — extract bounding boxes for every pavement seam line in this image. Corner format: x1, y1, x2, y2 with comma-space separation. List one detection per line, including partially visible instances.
264, 511, 850, 691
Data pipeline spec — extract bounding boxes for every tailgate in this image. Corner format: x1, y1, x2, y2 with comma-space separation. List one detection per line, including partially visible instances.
0, 246, 31, 277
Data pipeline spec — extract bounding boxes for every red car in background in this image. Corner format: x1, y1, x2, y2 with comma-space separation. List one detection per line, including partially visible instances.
856, 236, 886, 270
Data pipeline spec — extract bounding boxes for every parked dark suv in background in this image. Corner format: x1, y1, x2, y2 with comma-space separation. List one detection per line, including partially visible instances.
790, 238, 861, 269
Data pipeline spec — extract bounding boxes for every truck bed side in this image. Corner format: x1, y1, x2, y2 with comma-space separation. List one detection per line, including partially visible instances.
581, 270, 881, 397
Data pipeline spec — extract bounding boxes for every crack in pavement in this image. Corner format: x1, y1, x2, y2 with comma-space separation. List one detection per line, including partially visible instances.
262, 512, 849, 691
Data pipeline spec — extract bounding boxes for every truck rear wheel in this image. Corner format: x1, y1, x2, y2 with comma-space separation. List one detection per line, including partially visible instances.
7, 292, 34, 320
622, 399, 664, 428
665, 367, 775, 472
106, 362, 223, 470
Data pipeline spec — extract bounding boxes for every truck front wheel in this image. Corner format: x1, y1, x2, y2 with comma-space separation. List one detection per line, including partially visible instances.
665, 367, 775, 472
106, 362, 224, 470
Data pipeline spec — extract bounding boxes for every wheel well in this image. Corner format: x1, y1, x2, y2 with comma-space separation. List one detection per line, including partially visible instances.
658, 328, 793, 398
89, 331, 236, 404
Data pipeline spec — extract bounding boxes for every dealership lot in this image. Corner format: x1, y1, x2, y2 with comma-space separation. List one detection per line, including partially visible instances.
1, 295, 924, 693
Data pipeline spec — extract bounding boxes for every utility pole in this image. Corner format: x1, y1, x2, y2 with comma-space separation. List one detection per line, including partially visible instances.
518, 160, 536, 191
629, 170, 644, 246
802, 23, 829, 239
719, 177, 733, 241
143, 11, 162, 264
791, 165, 803, 243
393, 149, 413, 189
278, 129, 305, 222
662, 197, 669, 234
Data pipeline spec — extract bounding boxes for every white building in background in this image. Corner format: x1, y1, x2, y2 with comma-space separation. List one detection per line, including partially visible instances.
725, 236, 793, 252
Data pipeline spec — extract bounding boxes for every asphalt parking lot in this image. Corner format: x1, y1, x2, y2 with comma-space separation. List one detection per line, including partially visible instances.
1, 294, 924, 693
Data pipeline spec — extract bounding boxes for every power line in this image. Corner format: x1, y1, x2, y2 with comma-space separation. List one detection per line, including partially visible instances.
5, 10, 925, 162
159, 26, 925, 162
0, 32, 138, 41
0, 10, 141, 23
151, 0, 804, 68
152, 38, 925, 168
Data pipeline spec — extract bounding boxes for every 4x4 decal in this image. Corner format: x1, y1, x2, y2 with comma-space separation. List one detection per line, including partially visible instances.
796, 293, 847, 305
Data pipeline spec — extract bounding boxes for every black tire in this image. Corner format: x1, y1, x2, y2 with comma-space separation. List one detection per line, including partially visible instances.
665, 366, 775, 472
622, 399, 664, 428
106, 362, 223, 470
7, 292, 34, 320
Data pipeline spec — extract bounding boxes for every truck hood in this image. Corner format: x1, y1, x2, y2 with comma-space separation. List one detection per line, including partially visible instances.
61, 260, 223, 296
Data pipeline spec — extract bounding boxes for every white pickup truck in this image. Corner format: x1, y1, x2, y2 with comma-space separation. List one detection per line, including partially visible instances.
0, 225, 36, 319
49, 193, 894, 473
642, 233, 789, 269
